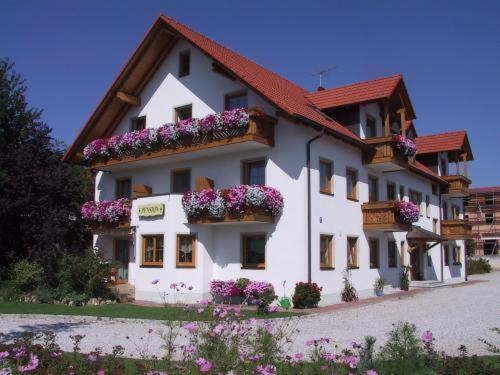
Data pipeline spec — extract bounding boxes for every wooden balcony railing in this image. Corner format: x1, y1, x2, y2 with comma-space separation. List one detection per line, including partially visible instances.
361, 200, 412, 232
442, 175, 471, 197
85, 216, 132, 231
188, 208, 274, 225
362, 136, 410, 172
441, 219, 472, 239
89, 110, 276, 169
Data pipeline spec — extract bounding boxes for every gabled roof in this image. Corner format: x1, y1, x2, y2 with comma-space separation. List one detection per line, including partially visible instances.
410, 160, 448, 185
415, 130, 473, 161
305, 74, 416, 119
469, 186, 500, 194
62, 15, 365, 163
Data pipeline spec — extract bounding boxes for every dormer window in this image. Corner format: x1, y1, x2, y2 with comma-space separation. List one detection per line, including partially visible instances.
130, 116, 146, 131
366, 116, 377, 138
179, 50, 190, 77
440, 158, 447, 176
225, 91, 248, 110
174, 104, 192, 124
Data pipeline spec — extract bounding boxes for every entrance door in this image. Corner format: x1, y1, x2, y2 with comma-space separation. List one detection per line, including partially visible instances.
410, 247, 421, 280
114, 239, 130, 283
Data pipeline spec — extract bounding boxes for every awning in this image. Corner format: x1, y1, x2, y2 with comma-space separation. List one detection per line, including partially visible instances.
407, 225, 444, 251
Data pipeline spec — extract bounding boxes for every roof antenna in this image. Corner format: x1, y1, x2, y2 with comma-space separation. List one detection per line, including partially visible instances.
312, 67, 336, 91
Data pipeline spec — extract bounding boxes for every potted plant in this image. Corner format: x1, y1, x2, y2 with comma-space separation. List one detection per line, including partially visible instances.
374, 277, 386, 296
400, 265, 411, 291
292, 282, 322, 309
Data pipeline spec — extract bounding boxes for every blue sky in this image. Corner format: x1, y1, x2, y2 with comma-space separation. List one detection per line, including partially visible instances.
1, 0, 499, 187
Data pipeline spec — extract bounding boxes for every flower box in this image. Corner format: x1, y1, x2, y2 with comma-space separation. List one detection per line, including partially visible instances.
441, 175, 471, 197
81, 198, 132, 230
362, 135, 416, 172
362, 200, 415, 232
441, 219, 472, 240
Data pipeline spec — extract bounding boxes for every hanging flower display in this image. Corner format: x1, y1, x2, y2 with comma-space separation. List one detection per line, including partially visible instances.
395, 200, 419, 224
81, 198, 131, 224
393, 134, 417, 157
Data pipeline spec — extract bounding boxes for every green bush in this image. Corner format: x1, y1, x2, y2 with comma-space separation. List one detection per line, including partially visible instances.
467, 258, 492, 275
10, 260, 46, 294
292, 282, 322, 308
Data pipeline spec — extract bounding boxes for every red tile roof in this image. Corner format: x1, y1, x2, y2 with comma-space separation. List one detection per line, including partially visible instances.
410, 160, 447, 184
305, 74, 402, 109
415, 130, 472, 160
160, 15, 364, 146
469, 186, 500, 194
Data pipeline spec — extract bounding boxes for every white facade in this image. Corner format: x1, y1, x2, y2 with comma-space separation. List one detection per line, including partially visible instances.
92, 40, 467, 305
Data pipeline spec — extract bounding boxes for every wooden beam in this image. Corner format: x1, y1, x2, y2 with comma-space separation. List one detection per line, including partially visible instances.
116, 91, 140, 106
456, 153, 460, 175
384, 101, 390, 136
462, 153, 468, 177
397, 108, 406, 137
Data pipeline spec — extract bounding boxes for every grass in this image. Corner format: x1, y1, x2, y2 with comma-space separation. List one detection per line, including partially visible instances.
0, 300, 303, 321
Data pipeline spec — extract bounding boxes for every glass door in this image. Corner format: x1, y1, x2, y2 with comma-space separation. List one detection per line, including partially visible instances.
114, 239, 130, 283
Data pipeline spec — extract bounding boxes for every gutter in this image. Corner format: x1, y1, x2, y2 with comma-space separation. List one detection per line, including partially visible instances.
306, 129, 324, 283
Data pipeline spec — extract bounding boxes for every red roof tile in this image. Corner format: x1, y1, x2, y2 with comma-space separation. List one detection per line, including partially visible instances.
469, 186, 500, 194
410, 160, 447, 184
160, 15, 364, 146
415, 131, 472, 159
305, 75, 402, 109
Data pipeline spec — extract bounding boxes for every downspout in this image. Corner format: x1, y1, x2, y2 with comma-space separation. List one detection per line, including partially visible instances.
307, 130, 324, 283
439, 186, 444, 282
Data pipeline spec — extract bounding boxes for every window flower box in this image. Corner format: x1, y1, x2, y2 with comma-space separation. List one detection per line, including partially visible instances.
362, 135, 417, 172
362, 200, 417, 232
81, 198, 132, 229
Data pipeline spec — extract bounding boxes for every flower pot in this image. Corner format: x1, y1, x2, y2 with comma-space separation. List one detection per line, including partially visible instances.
375, 290, 384, 297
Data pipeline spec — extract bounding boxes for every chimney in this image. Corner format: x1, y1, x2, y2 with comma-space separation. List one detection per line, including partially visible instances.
317, 86, 325, 91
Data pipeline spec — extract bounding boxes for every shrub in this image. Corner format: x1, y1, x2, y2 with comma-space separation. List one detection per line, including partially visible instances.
236, 277, 251, 296
292, 282, 322, 309
374, 277, 386, 292
400, 265, 410, 291
243, 281, 277, 313
209, 280, 239, 299
467, 257, 492, 275
341, 271, 358, 302
9, 260, 46, 294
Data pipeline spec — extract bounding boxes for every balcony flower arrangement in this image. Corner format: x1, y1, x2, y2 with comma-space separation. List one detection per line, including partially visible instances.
182, 185, 284, 219
81, 198, 131, 224
395, 200, 419, 224
83, 107, 253, 162
393, 134, 417, 157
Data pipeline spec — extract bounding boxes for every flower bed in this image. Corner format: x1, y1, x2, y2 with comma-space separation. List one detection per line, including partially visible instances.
393, 134, 417, 157
83, 108, 253, 162
395, 200, 419, 224
81, 198, 131, 224
182, 185, 284, 220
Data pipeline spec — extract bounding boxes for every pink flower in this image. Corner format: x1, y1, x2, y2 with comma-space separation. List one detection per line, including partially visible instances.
323, 352, 336, 362
264, 320, 273, 334
343, 355, 359, 369
0, 351, 8, 360
366, 370, 378, 375
97, 370, 105, 375
17, 353, 39, 372
183, 345, 197, 354
294, 352, 304, 360
151, 279, 159, 285
182, 322, 199, 332
49, 351, 62, 358
421, 330, 433, 344
210, 323, 224, 337
87, 353, 97, 362
169, 283, 178, 289
255, 364, 276, 375
13, 347, 26, 359
195, 357, 213, 373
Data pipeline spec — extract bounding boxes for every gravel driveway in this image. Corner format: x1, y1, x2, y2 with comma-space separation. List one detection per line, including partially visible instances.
1, 272, 499, 358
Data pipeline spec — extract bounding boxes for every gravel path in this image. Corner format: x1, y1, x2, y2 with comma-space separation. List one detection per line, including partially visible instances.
1, 272, 499, 358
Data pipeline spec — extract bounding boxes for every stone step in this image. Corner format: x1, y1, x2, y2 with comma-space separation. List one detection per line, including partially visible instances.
410, 280, 446, 288
109, 284, 136, 302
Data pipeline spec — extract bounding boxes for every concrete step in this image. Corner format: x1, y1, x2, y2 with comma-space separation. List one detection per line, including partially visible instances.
109, 284, 136, 302
410, 280, 446, 289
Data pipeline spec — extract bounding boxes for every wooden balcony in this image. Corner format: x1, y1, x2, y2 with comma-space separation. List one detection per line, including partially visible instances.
188, 208, 274, 225
361, 201, 412, 232
86, 216, 132, 232
362, 136, 409, 172
441, 175, 471, 197
89, 110, 276, 170
441, 219, 472, 239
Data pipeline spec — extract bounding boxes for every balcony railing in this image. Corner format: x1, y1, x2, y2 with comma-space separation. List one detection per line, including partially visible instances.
361, 200, 414, 232
188, 208, 274, 225
362, 136, 414, 172
85, 109, 276, 169
442, 175, 471, 197
441, 219, 473, 239
81, 199, 132, 231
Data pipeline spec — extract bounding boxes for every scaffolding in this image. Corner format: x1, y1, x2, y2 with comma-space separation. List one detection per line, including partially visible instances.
469, 189, 499, 255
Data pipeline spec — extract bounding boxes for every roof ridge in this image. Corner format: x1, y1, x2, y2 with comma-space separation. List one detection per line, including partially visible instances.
306, 73, 402, 95
416, 130, 467, 139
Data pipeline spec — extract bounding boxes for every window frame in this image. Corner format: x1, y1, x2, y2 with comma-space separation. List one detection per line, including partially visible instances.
369, 238, 379, 269
174, 104, 193, 124
400, 241, 406, 266
365, 115, 377, 138
115, 177, 132, 199
224, 90, 248, 110
451, 204, 460, 220
242, 159, 266, 186
409, 189, 423, 215
453, 246, 462, 265
319, 158, 334, 195
425, 194, 431, 218
368, 175, 379, 202
241, 233, 266, 269
433, 218, 439, 234
346, 168, 359, 201
171, 168, 191, 194
388, 240, 397, 268
444, 245, 450, 266
141, 234, 164, 267
387, 181, 396, 201
399, 185, 405, 200
176, 234, 196, 268
130, 115, 146, 131
432, 184, 438, 196
346, 236, 359, 269
320, 234, 334, 269
178, 50, 190, 77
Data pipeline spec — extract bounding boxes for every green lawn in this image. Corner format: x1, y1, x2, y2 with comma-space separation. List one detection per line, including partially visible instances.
0, 300, 303, 321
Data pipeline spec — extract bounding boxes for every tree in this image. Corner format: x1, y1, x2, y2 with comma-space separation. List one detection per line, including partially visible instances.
0, 59, 93, 283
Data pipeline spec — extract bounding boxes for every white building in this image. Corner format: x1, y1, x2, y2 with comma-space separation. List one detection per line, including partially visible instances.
63, 15, 474, 304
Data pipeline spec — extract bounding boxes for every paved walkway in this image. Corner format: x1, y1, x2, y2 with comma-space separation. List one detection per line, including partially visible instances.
0, 273, 499, 357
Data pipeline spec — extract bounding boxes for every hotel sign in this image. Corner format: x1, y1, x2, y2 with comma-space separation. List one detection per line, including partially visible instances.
138, 203, 164, 217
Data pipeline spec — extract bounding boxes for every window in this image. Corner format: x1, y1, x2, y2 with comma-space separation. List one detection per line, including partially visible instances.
174, 104, 192, 123
453, 246, 461, 265
142, 235, 164, 267
346, 168, 358, 200
178, 50, 190, 77
426, 195, 430, 218
319, 159, 333, 194
368, 175, 379, 202
433, 218, 439, 234
432, 184, 438, 196
130, 116, 146, 131
451, 205, 460, 220
485, 196, 494, 205
243, 159, 266, 185
399, 185, 405, 200
409, 190, 422, 215
427, 254, 432, 267
369, 239, 379, 268
485, 213, 494, 224
444, 245, 450, 266
242, 234, 266, 269
442, 202, 449, 220
116, 178, 132, 199
388, 241, 397, 268
176, 234, 196, 268
387, 182, 396, 201
366, 116, 377, 138
440, 158, 447, 176
225, 91, 248, 110
400, 241, 406, 266
347, 237, 358, 268
320, 235, 334, 269
171, 169, 191, 193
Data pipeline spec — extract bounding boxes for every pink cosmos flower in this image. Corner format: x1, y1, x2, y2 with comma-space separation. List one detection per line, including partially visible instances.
182, 322, 199, 332
421, 330, 433, 344
169, 283, 178, 289
97, 370, 105, 375
87, 353, 97, 362
366, 370, 378, 375
195, 357, 213, 373
255, 364, 276, 375
294, 352, 304, 360
0, 351, 8, 360
13, 347, 26, 359
210, 323, 224, 337
17, 353, 39, 372
49, 351, 62, 358
343, 355, 359, 369
151, 279, 159, 285
323, 352, 336, 362
264, 320, 273, 334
